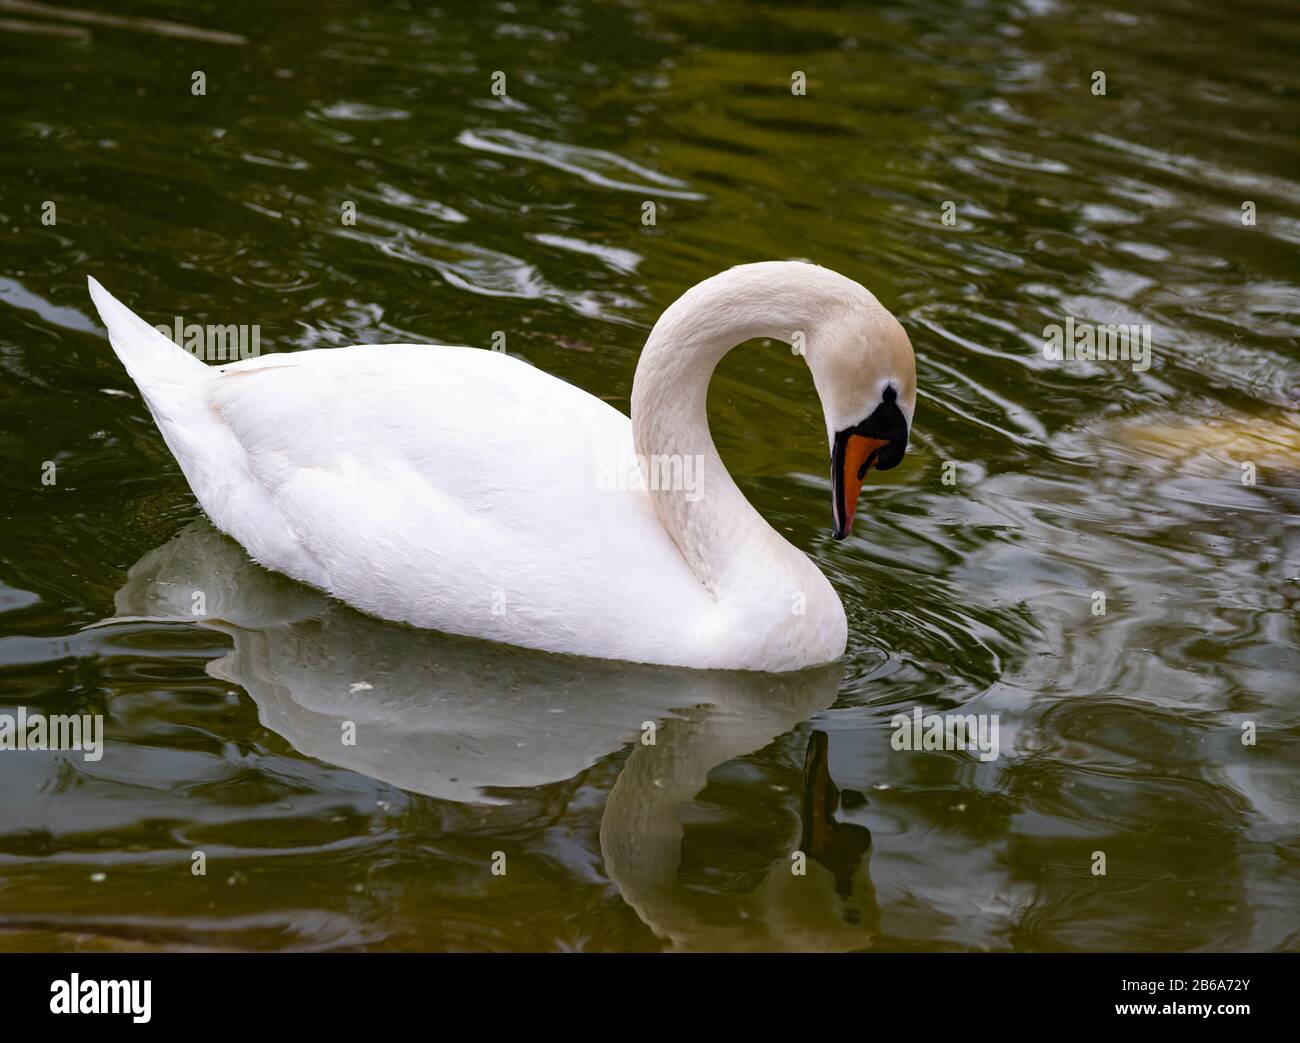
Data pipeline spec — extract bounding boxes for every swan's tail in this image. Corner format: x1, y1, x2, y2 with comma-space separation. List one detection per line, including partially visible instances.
87, 276, 225, 508
85, 277, 302, 572
87, 276, 209, 392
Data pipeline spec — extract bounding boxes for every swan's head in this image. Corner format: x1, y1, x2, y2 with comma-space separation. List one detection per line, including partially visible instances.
807, 303, 916, 540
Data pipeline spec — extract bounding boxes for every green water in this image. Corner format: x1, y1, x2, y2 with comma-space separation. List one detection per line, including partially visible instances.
1, 0, 1298, 951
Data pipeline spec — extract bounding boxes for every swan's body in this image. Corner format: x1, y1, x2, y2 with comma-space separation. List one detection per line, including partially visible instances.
88, 262, 916, 672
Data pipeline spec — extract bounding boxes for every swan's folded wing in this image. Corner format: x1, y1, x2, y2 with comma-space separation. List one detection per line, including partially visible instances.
209, 343, 636, 533
202, 343, 708, 657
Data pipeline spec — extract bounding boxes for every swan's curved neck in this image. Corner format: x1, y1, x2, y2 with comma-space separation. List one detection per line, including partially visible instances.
630, 263, 858, 597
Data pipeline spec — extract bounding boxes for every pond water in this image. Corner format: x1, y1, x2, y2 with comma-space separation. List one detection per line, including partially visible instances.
0, 0, 1297, 951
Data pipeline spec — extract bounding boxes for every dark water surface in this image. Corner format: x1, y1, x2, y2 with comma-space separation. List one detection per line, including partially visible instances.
0, 0, 1297, 951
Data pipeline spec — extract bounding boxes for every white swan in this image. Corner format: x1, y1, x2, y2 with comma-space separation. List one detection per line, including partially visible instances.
87, 261, 916, 671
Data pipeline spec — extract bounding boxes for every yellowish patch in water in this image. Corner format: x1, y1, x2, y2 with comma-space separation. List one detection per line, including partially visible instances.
1117, 414, 1300, 467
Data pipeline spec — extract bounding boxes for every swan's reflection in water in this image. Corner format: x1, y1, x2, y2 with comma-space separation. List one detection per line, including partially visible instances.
115, 521, 878, 950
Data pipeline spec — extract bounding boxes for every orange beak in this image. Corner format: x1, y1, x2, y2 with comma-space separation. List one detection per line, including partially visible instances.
831, 433, 889, 539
